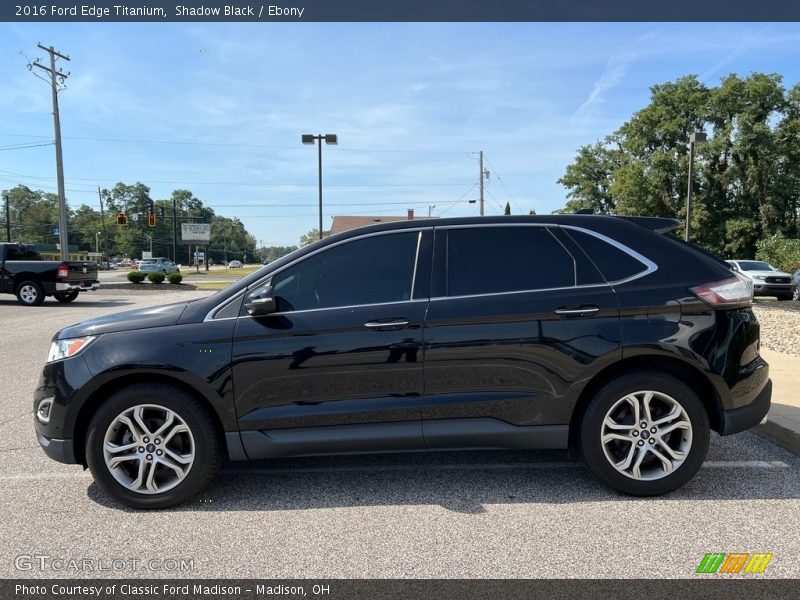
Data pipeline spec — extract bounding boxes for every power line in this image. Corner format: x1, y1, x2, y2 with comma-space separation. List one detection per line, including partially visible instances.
482, 154, 524, 214
0, 141, 54, 151
0, 132, 467, 155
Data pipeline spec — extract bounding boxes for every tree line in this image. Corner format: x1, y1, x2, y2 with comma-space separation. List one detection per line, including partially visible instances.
1, 182, 298, 264
558, 73, 800, 264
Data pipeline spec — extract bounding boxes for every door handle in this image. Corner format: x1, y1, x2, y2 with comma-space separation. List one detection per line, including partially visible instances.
364, 319, 410, 330
553, 305, 600, 316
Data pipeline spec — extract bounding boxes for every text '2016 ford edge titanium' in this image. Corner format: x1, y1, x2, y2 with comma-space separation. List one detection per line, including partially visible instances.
34, 215, 771, 509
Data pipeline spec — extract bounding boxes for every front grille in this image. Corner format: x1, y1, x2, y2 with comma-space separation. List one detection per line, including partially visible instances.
765, 277, 790, 284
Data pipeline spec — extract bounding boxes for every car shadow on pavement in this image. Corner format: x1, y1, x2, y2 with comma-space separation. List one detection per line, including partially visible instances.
85, 434, 800, 512
0, 298, 135, 308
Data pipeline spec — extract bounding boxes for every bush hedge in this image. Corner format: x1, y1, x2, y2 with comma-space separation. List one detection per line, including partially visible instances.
755, 234, 800, 273
147, 272, 165, 284
127, 271, 146, 284
167, 272, 183, 285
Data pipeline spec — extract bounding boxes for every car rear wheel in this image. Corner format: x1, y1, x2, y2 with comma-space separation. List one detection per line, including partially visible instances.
15, 280, 45, 306
53, 290, 79, 303
580, 372, 709, 496
86, 384, 222, 509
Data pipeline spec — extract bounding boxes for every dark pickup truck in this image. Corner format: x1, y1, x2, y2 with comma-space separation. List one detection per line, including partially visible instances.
0, 243, 99, 306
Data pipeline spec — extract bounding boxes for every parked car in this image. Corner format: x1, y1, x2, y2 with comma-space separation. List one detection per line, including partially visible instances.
117, 259, 131, 268
0, 242, 99, 306
35, 215, 771, 509
793, 269, 800, 301
725, 260, 793, 300
228, 260, 243, 269
138, 257, 180, 276
98, 261, 118, 271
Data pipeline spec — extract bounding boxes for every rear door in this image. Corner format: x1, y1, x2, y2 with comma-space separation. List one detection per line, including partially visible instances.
421, 224, 621, 450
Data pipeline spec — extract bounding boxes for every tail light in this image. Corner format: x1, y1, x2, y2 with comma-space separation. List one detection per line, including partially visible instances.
691, 273, 753, 306
56, 262, 70, 280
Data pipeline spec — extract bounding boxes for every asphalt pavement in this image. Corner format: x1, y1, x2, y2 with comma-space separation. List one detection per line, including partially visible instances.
0, 289, 798, 579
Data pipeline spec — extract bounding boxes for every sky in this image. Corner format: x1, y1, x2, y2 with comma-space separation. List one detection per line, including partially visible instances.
1, 22, 799, 247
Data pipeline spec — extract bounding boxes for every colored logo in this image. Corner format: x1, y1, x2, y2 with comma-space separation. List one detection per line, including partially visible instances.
696, 552, 773, 574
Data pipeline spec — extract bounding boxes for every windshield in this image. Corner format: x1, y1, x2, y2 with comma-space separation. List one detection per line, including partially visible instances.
737, 261, 775, 271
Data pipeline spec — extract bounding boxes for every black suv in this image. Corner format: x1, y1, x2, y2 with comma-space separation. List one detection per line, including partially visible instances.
35, 215, 771, 509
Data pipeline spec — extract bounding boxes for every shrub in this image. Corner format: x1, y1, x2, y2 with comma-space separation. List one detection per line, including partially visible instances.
127, 271, 146, 284
167, 272, 183, 285
147, 272, 165, 284
755, 234, 800, 272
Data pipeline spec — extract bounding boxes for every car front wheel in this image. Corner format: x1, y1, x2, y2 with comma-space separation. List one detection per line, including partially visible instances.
86, 384, 222, 509
580, 372, 709, 496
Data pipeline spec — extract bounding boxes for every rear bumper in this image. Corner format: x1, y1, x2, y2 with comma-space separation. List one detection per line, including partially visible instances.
721, 378, 772, 435
56, 281, 99, 292
36, 430, 76, 464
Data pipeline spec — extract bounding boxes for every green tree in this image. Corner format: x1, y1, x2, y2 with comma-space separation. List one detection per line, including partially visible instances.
299, 229, 329, 247
504, 202, 511, 215
559, 73, 799, 257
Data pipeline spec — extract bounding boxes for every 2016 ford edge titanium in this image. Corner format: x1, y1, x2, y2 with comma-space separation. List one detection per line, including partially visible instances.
34, 215, 771, 509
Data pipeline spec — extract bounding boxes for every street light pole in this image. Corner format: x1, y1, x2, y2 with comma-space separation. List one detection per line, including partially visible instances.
302, 134, 338, 241
685, 131, 707, 241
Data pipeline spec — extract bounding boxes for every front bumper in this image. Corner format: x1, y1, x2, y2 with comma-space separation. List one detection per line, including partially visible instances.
36, 430, 76, 464
752, 283, 792, 295
721, 378, 772, 435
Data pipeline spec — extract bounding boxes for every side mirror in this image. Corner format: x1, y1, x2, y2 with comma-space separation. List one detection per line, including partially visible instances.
245, 285, 276, 316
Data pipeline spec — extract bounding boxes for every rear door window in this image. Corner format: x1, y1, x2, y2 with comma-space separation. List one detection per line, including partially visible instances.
445, 226, 575, 296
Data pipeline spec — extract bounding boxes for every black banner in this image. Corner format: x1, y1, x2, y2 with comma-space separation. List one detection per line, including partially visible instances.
4, 579, 800, 600
2, 0, 800, 22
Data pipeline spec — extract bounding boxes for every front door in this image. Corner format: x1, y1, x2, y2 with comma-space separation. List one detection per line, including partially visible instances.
232, 229, 432, 459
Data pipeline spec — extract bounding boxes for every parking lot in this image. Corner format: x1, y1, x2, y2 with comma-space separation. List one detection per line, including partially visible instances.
1, 289, 799, 579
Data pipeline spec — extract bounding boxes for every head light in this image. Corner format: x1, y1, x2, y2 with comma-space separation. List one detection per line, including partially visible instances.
46, 336, 97, 363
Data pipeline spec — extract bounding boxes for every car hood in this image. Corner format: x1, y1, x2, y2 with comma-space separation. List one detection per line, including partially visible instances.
740, 270, 791, 278
57, 301, 190, 338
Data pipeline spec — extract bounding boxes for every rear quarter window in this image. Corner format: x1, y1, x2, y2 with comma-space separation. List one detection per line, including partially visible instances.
564, 228, 649, 283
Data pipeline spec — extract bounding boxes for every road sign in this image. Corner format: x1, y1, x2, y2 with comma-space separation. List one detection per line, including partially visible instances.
181, 223, 211, 243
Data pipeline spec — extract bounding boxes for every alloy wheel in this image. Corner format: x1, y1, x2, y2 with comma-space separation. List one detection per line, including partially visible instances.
600, 390, 693, 481
103, 404, 195, 495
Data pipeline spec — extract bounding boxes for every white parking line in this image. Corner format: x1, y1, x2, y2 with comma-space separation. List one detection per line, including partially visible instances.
0, 460, 790, 481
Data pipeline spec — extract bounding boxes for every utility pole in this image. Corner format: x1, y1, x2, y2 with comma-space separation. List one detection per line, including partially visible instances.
478, 151, 490, 217
30, 44, 70, 260
3, 192, 9, 241
172, 197, 178, 263
97, 187, 109, 261
685, 132, 707, 241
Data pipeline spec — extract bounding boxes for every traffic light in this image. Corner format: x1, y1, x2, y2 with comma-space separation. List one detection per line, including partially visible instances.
116, 212, 127, 225
148, 213, 156, 227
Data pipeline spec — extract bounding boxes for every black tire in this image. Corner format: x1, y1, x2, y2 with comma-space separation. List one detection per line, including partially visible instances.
85, 383, 222, 509
53, 290, 79, 303
793, 287, 799, 302
579, 371, 710, 496
161, 270, 167, 276
15, 279, 45, 306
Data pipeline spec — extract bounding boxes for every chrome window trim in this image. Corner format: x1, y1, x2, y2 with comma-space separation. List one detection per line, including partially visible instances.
204, 289, 246, 322
203, 221, 657, 319
410, 230, 422, 300
235, 298, 429, 320
203, 227, 431, 321
430, 222, 657, 301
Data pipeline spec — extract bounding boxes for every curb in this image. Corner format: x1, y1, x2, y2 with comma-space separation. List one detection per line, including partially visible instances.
753, 420, 800, 456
